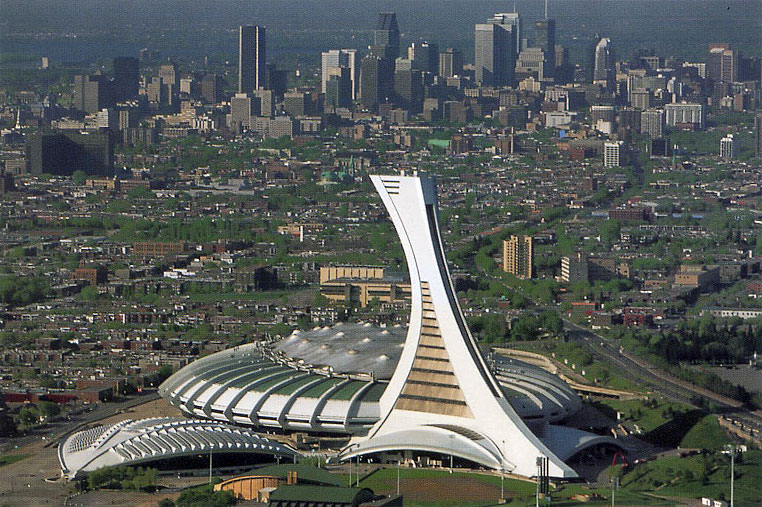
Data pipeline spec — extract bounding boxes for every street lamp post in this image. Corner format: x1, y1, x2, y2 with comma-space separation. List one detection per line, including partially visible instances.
397, 461, 400, 496
725, 444, 737, 507
611, 477, 618, 507
449, 435, 454, 474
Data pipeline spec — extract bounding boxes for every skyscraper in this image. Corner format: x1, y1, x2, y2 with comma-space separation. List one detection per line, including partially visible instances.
475, 20, 515, 87
374, 13, 400, 59
74, 75, 112, 113
112, 57, 139, 102
239, 25, 266, 93
593, 37, 615, 89
755, 113, 762, 155
503, 235, 533, 279
325, 67, 352, 109
439, 48, 463, 78
408, 42, 439, 74
492, 12, 522, 53
201, 73, 224, 104
534, 18, 556, 78
707, 44, 738, 83
321, 49, 358, 99
360, 54, 393, 110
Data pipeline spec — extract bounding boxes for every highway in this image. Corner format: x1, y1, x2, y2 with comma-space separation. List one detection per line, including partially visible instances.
562, 318, 762, 436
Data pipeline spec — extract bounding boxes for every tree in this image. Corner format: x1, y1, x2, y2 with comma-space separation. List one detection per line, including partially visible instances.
0, 413, 17, 437
37, 401, 60, 419
600, 219, 621, 248
17, 406, 39, 428
72, 170, 87, 186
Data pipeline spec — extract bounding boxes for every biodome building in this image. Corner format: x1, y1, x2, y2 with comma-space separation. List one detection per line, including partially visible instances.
160, 173, 619, 478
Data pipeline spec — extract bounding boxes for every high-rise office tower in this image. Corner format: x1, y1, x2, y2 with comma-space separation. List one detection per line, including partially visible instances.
112, 57, 139, 102
264, 63, 287, 96
755, 113, 762, 155
374, 12, 400, 59
593, 37, 615, 89
159, 63, 178, 87
253, 89, 275, 117
586, 34, 600, 83
325, 67, 352, 109
321, 49, 358, 99
475, 21, 515, 87
230, 93, 260, 132
201, 73, 224, 104
239, 25, 266, 93
408, 42, 439, 74
492, 12, 522, 53
393, 68, 423, 112
534, 18, 555, 79
360, 54, 393, 110
74, 75, 112, 113
503, 235, 533, 279
439, 48, 463, 78
707, 44, 738, 83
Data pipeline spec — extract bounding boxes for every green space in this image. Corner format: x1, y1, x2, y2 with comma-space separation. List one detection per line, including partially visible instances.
680, 415, 733, 450
593, 398, 731, 449
618, 450, 762, 506
0, 454, 29, 467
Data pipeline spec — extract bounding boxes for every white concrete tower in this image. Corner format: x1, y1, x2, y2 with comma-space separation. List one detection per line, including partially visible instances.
340, 172, 576, 478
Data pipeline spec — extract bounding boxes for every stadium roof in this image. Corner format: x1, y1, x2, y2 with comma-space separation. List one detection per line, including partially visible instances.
59, 418, 298, 479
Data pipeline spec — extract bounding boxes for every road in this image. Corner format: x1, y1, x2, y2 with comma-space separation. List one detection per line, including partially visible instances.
562, 318, 762, 436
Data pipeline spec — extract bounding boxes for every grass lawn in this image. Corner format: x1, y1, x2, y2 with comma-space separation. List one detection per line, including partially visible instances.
0, 454, 29, 467
619, 450, 762, 506
593, 398, 692, 433
357, 468, 536, 505
679, 415, 731, 450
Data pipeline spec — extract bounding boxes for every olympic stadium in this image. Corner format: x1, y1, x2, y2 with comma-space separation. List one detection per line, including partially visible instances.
159, 323, 584, 433
156, 173, 623, 478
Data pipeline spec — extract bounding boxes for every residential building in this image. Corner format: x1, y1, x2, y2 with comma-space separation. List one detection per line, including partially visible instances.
664, 102, 705, 129
640, 108, 664, 138
561, 253, 588, 283
503, 235, 533, 279
603, 141, 622, 167
719, 134, 736, 159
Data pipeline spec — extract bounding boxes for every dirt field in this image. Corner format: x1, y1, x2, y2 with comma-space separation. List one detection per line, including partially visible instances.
0, 398, 185, 507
